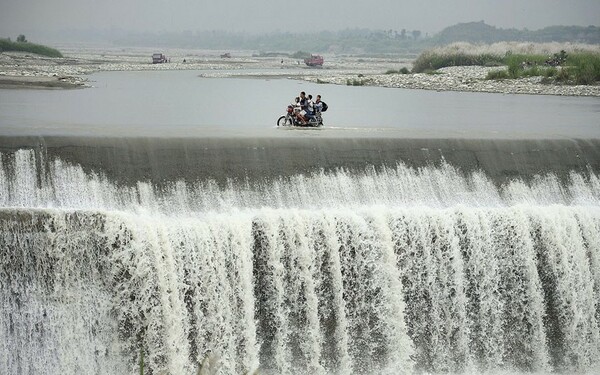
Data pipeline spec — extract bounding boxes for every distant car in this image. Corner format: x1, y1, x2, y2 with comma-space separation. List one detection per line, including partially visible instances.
304, 54, 324, 67
152, 53, 167, 64
220, 52, 231, 58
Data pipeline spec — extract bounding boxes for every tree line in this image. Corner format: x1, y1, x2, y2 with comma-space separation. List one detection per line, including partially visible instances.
108, 22, 599, 54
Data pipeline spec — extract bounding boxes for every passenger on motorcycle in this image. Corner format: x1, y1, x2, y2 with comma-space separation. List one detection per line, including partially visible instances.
305, 94, 316, 121
291, 96, 301, 110
314, 95, 323, 112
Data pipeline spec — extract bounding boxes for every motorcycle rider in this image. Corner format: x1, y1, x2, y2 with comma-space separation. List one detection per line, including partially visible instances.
299, 91, 307, 106
298, 92, 309, 124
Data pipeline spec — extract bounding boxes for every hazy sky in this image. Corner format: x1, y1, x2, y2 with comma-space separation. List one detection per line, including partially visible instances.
1, 0, 599, 38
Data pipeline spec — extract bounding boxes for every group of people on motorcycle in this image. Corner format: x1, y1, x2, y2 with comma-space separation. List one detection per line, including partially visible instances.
291, 91, 324, 125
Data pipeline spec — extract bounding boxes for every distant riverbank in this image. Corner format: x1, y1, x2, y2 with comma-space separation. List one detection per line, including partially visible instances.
1, 47, 599, 96
303, 66, 600, 97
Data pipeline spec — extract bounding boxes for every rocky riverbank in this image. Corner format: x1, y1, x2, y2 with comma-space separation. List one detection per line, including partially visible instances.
302, 66, 600, 97
1, 47, 599, 96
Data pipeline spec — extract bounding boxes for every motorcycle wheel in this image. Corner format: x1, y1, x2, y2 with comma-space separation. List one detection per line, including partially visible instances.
316, 115, 323, 126
308, 118, 320, 127
277, 116, 293, 127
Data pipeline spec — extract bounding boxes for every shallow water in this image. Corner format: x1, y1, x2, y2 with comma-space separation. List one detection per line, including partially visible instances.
0, 70, 599, 138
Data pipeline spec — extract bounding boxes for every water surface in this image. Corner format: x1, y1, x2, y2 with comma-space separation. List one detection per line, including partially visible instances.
0, 70, 598, 138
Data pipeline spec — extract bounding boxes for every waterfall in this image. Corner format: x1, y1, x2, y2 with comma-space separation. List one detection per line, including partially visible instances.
1, 149, 599, 374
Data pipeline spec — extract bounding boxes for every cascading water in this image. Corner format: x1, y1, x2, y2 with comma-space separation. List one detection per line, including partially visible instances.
1, 148, 599, 374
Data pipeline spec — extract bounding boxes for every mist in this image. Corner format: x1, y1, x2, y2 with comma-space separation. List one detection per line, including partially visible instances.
1, 0, 599, 42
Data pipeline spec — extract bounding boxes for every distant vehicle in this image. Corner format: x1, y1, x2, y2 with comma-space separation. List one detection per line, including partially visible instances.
220, 52, 231, 58
304, 54, 324, 67
152, 53, 167, 64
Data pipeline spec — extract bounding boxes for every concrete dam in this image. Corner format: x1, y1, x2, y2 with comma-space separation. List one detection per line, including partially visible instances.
1, 135, 599, 374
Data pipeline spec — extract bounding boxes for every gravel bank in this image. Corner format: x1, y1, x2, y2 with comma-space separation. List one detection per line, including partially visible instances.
1, 48, 598, 96
301, 66, 600, 97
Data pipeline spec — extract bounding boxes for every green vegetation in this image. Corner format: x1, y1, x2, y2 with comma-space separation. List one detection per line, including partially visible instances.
253, 50, 313, 59
487, 63, 547, 80
485, 52, 600, 84
568, 53, 600, 84
346, 78, 367, 86
113, 28, 429, 55
385, 67, 410, 74
36, 21, 595, 55
105, 22, 600, 54
252, 51, 288, 57
0, 37, 63, 57
486, 69, 510, 80
414, 46, 600, 85
412, 51, 501, 73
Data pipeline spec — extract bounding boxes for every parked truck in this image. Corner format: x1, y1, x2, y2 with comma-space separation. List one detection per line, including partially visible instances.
152, 53, 167, 64
304, 54, 324, 67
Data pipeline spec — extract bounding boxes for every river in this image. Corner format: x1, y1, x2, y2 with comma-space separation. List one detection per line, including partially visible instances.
0, 69, 599, 138
1, 71, 599, 375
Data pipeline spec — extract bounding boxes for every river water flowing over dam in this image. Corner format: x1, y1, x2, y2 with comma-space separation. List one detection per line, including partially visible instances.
1, 137, 600, 374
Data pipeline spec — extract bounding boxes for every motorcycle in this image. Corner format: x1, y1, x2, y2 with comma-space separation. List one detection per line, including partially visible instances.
277, 105, 323, 127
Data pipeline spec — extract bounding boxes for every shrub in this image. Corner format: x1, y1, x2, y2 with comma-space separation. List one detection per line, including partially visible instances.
0, 38, 63, 57
412, 50, 502, 73
346, 78, 366, 86
544, 67, 557, 78
504, 53, 547, 67
545, 50, 568, 66
422, 42, 600, 58
574, 63, 598, 85
555, 67, 571, 83
413, 44, 600, 85
507, 60, 522, 78
486, 69, 509, 80
290, 50, 311, 59
385, 67, 410, 74
521, 65, 541, 77
568, 53, 600, 84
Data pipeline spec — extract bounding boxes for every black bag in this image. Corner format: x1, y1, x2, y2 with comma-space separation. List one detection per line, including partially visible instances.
321, 101, 328, 112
